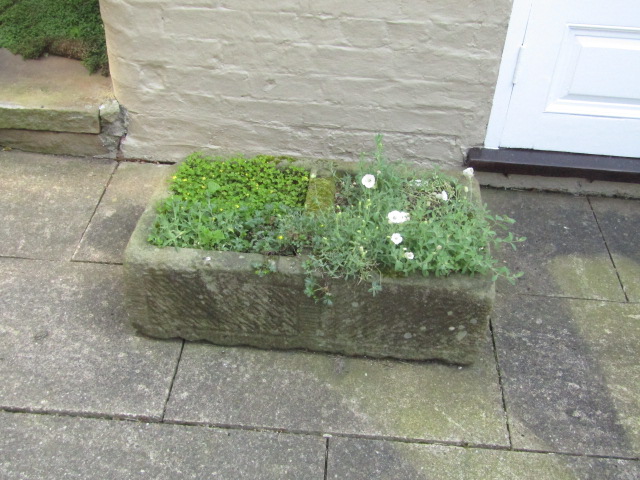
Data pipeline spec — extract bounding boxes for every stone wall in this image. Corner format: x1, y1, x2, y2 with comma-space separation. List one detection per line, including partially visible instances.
100, 0, 512, 166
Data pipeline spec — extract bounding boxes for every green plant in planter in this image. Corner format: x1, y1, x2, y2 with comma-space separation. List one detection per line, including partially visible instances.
130, 139, 524, 363
148, 140, 523, 304
148, 153, 310, 254
274, 136, 524, 303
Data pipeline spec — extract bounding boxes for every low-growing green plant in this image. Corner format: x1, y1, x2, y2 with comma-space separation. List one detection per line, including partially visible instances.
148, 153, 309, 253
148, 139, 524, 304
0, 0, 109, 75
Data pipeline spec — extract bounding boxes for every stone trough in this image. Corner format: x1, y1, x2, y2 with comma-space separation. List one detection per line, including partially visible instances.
124, 164, 495, 365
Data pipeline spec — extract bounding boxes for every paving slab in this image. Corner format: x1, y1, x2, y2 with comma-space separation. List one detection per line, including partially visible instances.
0, 258, 181, 419
0, 411, 325, 479
327, 437, 640, 480
492, 293, 640, 457
74, 162, 172, 264
0, 150, 115, 260
164, 339, 509, 446
590, 196, 640, 303
481, 188, 625, 301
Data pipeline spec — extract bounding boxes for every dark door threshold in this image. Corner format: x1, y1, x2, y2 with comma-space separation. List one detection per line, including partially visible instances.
466, 148, 640, 184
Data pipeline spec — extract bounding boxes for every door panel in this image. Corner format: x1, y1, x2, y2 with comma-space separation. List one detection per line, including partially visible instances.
545, 25, 640, 119
497, 0, 640, 158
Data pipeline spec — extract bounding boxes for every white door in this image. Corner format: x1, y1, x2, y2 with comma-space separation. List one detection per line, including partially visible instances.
486, 0, 640, 158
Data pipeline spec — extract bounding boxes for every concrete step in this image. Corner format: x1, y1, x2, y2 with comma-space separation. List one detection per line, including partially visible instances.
0, 48, 125, 158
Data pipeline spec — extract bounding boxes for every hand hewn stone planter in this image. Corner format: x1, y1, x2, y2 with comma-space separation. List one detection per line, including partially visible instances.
124, 164, 495, 365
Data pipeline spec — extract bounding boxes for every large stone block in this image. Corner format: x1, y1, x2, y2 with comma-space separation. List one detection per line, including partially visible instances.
0, 129, 113, 158
0, 106, 100, 133
124, 164, 495, 365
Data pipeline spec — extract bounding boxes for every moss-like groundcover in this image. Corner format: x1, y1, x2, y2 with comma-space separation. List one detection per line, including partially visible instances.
149, 140, 524, 304
0, 0, 109, 75
148, 153, 311, 254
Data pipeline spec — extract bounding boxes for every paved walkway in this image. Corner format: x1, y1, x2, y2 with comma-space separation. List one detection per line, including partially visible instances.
0, 150, 638, 479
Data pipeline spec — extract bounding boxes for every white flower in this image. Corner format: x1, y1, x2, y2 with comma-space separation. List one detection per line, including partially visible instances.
390, 233, 403, 245
435, 190, 449, 202
387, 210, 410, 224
463, 167, 474, 179
464, 186, 469, 193
404, 251, 414, 260
361, 174, 376, 189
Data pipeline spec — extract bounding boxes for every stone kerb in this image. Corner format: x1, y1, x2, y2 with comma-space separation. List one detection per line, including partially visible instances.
124, 161, 495, 365
0, 107, 100, 133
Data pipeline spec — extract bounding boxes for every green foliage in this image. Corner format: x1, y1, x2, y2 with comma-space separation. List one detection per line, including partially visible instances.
147, 153, 310, 253
271, 136, 525, 300
148, 140, 524, 301
0, 0, 109, 75
168, 152, 308, 210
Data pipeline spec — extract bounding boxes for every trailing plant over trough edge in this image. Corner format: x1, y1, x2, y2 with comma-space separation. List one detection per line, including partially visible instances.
148, 139, 524, 304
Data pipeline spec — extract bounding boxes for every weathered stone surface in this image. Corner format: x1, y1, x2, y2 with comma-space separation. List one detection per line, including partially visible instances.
327, 437, 640, 479
0, 129, 114, 157
481, 188, 625, 301
493, 293, 640, 457
99, 98, 123, 125
0, 48, 113, 111
0, 107, 100, 133
74, 162, 172, 263
0, 258, 182, 419
165, 341, 508, 446
590, 196, 640, 302
99, 98, 128, 144
0, 151, 115, 260
0, 49, 124, 157
0, 47, 111, 138
477, 171, 640, 199
125, 170, 494, 364
0, 411, 326, 479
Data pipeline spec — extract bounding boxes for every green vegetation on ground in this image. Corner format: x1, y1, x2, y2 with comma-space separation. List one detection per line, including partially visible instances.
0, 0, 109, 75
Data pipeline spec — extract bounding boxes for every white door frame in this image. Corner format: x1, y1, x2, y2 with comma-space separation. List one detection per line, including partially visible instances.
484, 0, 534, 148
